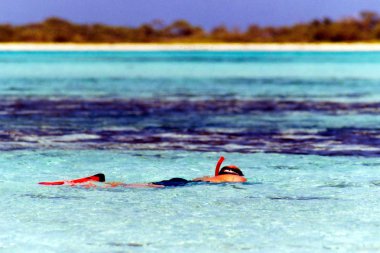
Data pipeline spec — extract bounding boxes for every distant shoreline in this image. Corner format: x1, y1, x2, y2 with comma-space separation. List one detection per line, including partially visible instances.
2, 43, 380, 51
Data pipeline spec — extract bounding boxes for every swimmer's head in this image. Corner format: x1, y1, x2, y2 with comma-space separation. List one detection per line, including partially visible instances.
218, 165, 244, 176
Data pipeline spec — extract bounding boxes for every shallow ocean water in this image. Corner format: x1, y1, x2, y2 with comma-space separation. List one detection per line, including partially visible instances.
1, 51, 380, 102
1, 150, 380, 253
1, 51, 380, 252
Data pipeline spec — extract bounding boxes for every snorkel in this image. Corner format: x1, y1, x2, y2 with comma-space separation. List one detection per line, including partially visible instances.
215, 156, 225, 176
214, 156, 244, 176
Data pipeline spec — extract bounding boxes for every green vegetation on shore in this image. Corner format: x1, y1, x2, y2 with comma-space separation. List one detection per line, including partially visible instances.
1, 11, 380, 43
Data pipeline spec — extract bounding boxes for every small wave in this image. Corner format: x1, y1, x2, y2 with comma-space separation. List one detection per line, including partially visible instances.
370, 180, 380, 186
318, 181, 358, 188
273, 165, 300, 170
52, 134, 101, 142
22, 193, 86, 200
268, 196, 332, 201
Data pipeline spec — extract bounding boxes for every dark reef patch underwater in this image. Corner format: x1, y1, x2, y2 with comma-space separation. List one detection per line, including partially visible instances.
0, 98, 380, 156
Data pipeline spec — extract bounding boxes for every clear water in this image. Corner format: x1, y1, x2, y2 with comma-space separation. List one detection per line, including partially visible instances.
1, 51, 380, 252
2, 51, 380, 101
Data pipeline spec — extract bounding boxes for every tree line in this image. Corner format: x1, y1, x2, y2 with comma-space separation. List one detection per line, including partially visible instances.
1, 11, 380, 43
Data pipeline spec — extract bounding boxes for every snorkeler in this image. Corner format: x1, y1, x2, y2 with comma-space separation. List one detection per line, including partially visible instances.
38, 156, 247, 188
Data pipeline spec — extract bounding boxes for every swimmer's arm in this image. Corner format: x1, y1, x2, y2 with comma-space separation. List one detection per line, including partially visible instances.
122, 183, 164, 188
192, 176, 223, 182
192, 176, 212, 182
192, 177, 223, 183
192, 175, 247, 183
105, 182, 164, 188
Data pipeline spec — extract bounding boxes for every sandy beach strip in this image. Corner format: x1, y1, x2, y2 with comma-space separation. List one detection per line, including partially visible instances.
1, 43, 380, 51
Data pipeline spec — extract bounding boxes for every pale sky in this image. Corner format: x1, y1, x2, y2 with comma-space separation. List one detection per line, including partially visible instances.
1, 0, 380, 29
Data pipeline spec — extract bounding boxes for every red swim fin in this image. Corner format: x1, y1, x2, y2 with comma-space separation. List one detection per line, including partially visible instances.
215, 156, 225, 176
39, 173, 105, 186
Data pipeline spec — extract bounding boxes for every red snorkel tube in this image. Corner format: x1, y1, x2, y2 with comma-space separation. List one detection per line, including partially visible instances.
215, 156, 225, 176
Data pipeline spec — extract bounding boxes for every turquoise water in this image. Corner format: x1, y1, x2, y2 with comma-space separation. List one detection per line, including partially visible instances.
2, 51, 380, 101
2, 151, 380, 252
1, 51, 380, 252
